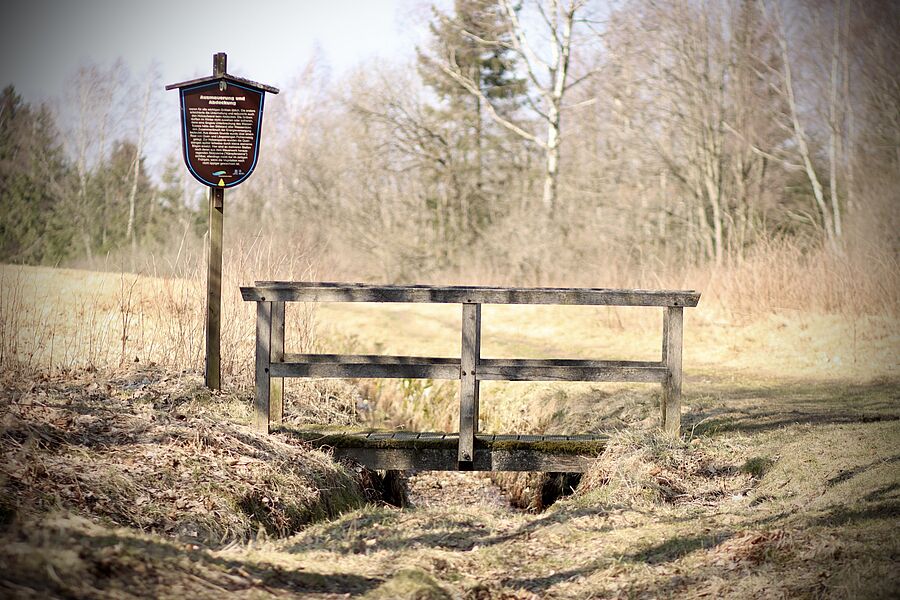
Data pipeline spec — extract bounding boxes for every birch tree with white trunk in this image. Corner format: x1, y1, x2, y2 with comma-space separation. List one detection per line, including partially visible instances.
438, 0, 594, 215
768, 1, 838, 250
126, 68, 158, 248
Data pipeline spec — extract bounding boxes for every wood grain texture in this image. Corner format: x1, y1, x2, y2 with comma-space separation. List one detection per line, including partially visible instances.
663, 306, 683, 436
254, 301, 272, 434
328, 447, 597, 472
477, 361, 667, 383
241, 282, 700, 307
205, 187, 224, 390
280, 354, 460, 365
268, 355, 662, 382
269, 301, 285, 426
269, 361, 460, 380
459, 303, 481, 466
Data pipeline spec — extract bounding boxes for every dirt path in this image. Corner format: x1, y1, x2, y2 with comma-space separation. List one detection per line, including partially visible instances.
406, 471, 516, 512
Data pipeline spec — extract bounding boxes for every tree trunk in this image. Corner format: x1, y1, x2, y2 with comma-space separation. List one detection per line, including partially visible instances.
828, 7, 843, 239
703, 173, 724, 266
776, 13, 837, 249
841, 0, 855, 213
543, 105, 560, 214
126, 79, 152, 244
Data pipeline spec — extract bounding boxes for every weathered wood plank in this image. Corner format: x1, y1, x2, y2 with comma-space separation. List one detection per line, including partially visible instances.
280, 353, 460, 365
661, 306, 669, 364
659, 307, 669, 411
241, 282, 700, 307
254, 301, 272, 434
270, 356, 662, 382
477, 363, 667, 383
329, 447, 597, 472
484, 358, 662, 368
663, 306, 683, 436
205, 187, 224, 390
459, 303, 481, 466
268, 357, 663, 381
269, 361, 460, 380
270, 301, 285, 427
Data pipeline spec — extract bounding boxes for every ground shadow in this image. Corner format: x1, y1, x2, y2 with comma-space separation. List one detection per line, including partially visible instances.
682, 379, 899, 437
1, 522, 382, 597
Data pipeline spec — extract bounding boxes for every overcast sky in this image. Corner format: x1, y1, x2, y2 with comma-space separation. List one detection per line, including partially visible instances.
0, 0, 426, 102
0, 0, 433, 170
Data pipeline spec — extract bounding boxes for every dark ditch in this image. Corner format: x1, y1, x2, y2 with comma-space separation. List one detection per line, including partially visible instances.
395, 470, 583, 513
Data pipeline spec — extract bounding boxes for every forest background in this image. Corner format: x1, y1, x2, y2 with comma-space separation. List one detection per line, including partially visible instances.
1, 0, 898, 318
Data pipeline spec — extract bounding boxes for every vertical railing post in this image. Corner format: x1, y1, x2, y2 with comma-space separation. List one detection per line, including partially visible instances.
254, 301, 273, 433
459, 302, 481, 468
662, 306, 683, 436
658, 308, 669, 413
270, 301, 285, 426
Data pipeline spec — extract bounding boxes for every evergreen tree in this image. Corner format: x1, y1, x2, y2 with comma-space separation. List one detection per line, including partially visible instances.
85, 140, 156, 255
151, 157, 204, 248
0, 86, 73, 264
417, 0, 525, 236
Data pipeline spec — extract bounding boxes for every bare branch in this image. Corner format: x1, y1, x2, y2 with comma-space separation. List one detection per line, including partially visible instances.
438, 62, 544, 146
501, 0, 551, 73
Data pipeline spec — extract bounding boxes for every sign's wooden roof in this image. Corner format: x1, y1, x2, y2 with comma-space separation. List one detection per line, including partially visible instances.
165, 73, 279, 94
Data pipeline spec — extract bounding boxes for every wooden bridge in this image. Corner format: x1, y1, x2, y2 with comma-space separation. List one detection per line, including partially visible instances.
241, 282, 700, 472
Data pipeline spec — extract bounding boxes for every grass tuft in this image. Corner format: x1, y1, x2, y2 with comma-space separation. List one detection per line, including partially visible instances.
573, 430, 753, 508
364, 568, 451, 600
742, 456, 775, 478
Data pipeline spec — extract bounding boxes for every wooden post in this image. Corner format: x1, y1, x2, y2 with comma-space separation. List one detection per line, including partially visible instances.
205, 186, 224, 390
254, 301, 272, 433
204, 52, 227, 391
270, 301, 285, 426
662, 306, 683, 436
658, 308, 669, 410
459, 303, 481, 468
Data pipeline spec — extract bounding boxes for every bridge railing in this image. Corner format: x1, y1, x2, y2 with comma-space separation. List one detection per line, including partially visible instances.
241, 282, 700, 469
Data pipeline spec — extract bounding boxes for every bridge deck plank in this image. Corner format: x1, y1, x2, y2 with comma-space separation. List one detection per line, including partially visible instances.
281, 428, 607, 472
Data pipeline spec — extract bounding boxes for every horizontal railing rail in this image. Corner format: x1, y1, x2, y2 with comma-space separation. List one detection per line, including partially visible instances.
242, 281, 698, 470
241, 281, 700, 307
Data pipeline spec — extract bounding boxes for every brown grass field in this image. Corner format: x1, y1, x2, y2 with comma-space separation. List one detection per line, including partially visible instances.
1, 262, 899, 598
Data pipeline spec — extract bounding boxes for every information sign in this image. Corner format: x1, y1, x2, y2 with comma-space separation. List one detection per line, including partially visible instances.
179, 81, 264, 188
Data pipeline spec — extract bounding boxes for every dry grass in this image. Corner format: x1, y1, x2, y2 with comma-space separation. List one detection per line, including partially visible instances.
0, 367, 372, 546
0, 248, 898, 598
1, 365, 899, 598
574, 430, 755, 509
0, 238, 319, 382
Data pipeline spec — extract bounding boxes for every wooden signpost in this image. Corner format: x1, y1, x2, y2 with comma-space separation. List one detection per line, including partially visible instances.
167, 53, 279, 390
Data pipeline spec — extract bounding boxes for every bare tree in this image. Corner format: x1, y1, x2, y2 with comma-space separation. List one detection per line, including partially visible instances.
437, 0, 595, 215
602, 0, 785, 265
126, 65, 160, 249
65, 61, 128, 262
768, 1, 838, 250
